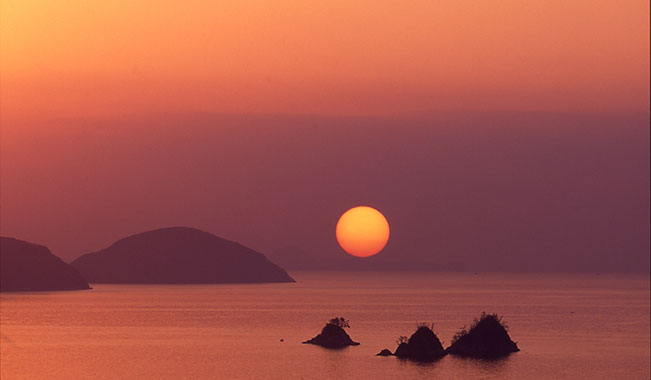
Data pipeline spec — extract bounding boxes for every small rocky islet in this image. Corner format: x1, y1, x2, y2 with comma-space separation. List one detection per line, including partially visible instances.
446, 313, 520, 358
391, 324, 446, 361
303, 317, 360, 348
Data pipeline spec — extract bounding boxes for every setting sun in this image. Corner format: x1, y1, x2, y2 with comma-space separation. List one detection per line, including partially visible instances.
336, 206, 390, 257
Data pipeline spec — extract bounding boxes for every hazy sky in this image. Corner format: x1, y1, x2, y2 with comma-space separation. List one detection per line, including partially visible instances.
1, 0, 648, 118
1, 1, 649, 272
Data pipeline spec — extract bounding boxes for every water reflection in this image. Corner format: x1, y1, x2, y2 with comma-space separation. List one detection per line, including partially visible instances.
1, 273, 648, 380
448, 354, 513, 376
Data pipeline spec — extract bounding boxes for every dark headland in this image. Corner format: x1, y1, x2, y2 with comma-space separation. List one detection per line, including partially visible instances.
71, 227, 294, 284
0, 237, 90, 292
446, 313, 519, 358
303, 317, 360, 348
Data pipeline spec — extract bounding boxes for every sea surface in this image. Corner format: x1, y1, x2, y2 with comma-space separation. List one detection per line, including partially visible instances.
1, 272, 649, 380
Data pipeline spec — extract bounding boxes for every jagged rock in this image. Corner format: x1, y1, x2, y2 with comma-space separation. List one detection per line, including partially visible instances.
393, 325, 446, 362
446, 313, 519, 358
303, 318, 360, 349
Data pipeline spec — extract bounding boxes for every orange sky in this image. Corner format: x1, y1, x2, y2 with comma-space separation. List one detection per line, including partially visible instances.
1, 0, 649, 118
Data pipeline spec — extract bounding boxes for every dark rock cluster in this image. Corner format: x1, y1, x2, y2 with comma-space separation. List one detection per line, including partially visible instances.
375, 313, 519, 361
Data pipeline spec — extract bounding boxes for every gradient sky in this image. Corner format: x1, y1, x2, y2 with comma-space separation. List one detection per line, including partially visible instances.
1, 0, 649, 118
1, 1, 649, 272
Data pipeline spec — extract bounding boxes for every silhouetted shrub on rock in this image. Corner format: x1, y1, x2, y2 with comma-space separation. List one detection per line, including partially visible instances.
446, 313, 519, 358
392, 324, 446, 362
328, 317, 350, 329
303, 317, 360, 349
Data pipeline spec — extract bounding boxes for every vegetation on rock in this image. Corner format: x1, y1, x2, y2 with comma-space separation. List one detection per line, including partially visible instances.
446, 313, 519, 358
303, 317, 360, 349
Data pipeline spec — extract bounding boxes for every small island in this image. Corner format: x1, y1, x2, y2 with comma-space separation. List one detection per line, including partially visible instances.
303, 317, 360, 349
378, 323, 446, 361
446, 313, 519, 358
1, 237, 90, 292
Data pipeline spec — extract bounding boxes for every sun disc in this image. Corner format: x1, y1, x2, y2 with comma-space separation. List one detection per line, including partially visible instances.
335, 206, 390, 257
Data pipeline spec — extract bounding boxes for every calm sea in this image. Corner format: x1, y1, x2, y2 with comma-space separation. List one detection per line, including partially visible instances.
1, 272, 649, 380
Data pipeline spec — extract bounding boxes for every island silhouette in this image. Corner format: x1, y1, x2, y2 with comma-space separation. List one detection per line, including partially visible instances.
376, 314, 519, 360
303, 317, 360, 348
1, 237, 90, 292
446, 313, 519, 358
376, 323, 446, 361
71, 227, 294, 284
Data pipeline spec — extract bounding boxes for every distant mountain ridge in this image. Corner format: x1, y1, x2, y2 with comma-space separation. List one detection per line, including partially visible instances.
0, 237, 90, 292
71, 227, 294, 284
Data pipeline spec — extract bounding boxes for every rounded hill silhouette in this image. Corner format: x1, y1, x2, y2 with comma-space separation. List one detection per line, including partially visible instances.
71, 227, 294, 284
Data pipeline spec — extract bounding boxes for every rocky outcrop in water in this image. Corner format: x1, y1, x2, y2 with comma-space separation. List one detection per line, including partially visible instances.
303, 317, 360, 349
446, 313, 519, 358
392, 324, 446, 361
1, 237, 90, 292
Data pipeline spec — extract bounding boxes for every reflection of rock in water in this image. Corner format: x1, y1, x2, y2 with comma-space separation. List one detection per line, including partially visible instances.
446, 313, 519, 358
392, 325, 446, 362
303, 317, 360, 349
